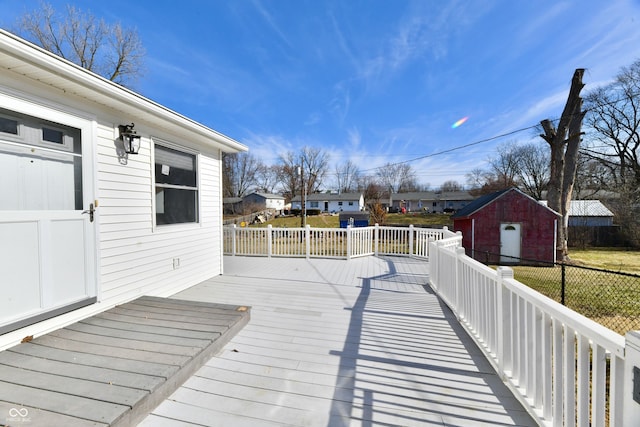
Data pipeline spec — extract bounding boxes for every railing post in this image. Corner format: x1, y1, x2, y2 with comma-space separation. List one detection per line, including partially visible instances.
231, 224, 237, 256
454, 247, 465, 315
267, 224, 273, 258
430, 241, 441, 290
347, 225, 352, 260
561, 263, 566, 305
624, 331, 640, 426
374, 223, 379, 257
496, 266, 514, 379
305, 224, 311, 259
409, 224, 414, 256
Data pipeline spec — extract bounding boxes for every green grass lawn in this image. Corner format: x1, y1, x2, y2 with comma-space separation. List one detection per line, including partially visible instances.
245, 212, 453, 228
567, 247, 640, 274
509, 247, 640, 335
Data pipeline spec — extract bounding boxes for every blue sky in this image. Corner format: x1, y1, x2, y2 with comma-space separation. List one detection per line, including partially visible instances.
2, 1, 640, 188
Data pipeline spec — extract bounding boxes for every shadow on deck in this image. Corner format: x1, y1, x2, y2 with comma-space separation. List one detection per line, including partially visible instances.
0, 296, 250, 426
327, 257, 535, 426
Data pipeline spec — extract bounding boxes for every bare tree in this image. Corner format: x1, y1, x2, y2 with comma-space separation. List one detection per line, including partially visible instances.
540, 68, 586, 260
254, 164, 280, 194
222, 152, 263, 198
513, 143, 549, 200
277, 146, 330, 212
334, 160, 360, 193
14, 2, 145, 86
584, 60, 640, 190
488, 142, 521, 187
465, 168, 488, 190
440, 180, 462, 192
375, 162, 417, 193
583, 59, 640, 246
276, 151, 301, 203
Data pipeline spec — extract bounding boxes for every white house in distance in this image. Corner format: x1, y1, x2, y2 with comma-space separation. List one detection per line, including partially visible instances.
242, 192, 285, 213
0, 30, 246, 350
291, 192, 365, 212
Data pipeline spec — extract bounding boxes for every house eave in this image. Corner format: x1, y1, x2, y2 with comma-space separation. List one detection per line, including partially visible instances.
0, 29, 247, 153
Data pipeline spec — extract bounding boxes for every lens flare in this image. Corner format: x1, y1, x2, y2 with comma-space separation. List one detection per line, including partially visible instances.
451, 116, 468, 128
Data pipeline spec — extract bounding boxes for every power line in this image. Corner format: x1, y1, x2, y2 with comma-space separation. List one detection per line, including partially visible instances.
359, 89, 640, 174
359, 124, 540, 173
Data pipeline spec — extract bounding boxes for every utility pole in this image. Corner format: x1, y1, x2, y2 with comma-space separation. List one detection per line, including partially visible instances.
298, 166, 306, 228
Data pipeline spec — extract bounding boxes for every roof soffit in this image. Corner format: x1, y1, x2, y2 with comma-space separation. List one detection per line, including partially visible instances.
0, 30, 246, 153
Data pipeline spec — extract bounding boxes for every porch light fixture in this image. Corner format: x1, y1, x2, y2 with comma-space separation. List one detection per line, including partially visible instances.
118, 123, 141, 154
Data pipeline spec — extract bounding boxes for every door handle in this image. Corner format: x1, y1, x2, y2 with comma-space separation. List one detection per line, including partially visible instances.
82, 203, 95, 222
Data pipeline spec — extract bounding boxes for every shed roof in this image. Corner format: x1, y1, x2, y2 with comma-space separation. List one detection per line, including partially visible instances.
245, 192, 285, 200
0, 30, 246, 153
451, 187, 560, 219
539, 200, 614, 217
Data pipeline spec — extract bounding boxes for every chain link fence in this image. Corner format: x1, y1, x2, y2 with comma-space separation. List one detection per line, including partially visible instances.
472, 250, 640, 335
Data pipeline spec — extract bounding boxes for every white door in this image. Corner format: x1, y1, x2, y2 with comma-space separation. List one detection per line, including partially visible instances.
500, 223, 521, 263
0, 107, 96, 334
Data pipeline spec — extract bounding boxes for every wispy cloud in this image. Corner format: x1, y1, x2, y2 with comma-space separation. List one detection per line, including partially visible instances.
250, 0, 292, 49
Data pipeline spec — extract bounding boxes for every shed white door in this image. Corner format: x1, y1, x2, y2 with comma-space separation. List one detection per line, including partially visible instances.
0, 109, 96, 334
500, 223, 521, 263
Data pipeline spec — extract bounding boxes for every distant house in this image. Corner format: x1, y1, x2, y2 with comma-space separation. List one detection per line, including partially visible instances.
391, 191, 475, 213
291, 192, 365, 212
242, 192, 285, 213
539, 200, 614, 226
451, 188, 560, 264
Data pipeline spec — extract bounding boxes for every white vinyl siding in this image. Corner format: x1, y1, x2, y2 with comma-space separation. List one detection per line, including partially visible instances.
97, 123, 223, 304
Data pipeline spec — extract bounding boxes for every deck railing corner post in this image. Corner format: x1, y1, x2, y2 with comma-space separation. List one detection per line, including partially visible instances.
231, 224, 237, 256
374, 223, 380, 256
305, 224, 311, 259
454, 247, 465, 312
409, 224, 414, 256
347, 225, 352, 260
267, 224, 273, 258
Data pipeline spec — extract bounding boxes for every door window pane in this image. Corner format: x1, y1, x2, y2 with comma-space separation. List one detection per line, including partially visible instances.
42, 127, 64, 144
0, 117, 18, 135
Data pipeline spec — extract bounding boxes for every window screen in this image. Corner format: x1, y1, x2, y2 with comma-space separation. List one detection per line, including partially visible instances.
154, 143, 198, 225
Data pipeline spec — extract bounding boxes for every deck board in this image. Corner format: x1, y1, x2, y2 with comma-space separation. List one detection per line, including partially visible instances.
0, 296, 249, 426
143, 256, 537, 427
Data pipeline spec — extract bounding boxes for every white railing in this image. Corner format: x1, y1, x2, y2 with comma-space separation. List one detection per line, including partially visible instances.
224, 224, 456, 259
428, 239, 639, 427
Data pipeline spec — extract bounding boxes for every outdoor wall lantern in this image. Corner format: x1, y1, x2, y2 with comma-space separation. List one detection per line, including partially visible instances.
118, 123, 141, 154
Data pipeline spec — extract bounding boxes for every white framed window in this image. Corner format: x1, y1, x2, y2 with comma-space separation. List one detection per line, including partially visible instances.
338, 201, 343, 206
154, 142, 199, 225
348, 201, 354, 206
310, 201, 319, 208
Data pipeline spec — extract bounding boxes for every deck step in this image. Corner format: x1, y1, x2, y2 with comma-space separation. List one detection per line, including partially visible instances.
0, 296, 250, 427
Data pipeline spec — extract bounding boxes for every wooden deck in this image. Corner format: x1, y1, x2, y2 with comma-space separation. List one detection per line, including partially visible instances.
142, 256, 537, 427
0, 296, 249, 426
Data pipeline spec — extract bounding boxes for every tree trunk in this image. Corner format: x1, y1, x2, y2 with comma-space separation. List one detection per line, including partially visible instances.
540, 69, 585, 261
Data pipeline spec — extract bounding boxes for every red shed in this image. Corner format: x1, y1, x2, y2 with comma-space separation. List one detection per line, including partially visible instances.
451, 188, 560, 264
